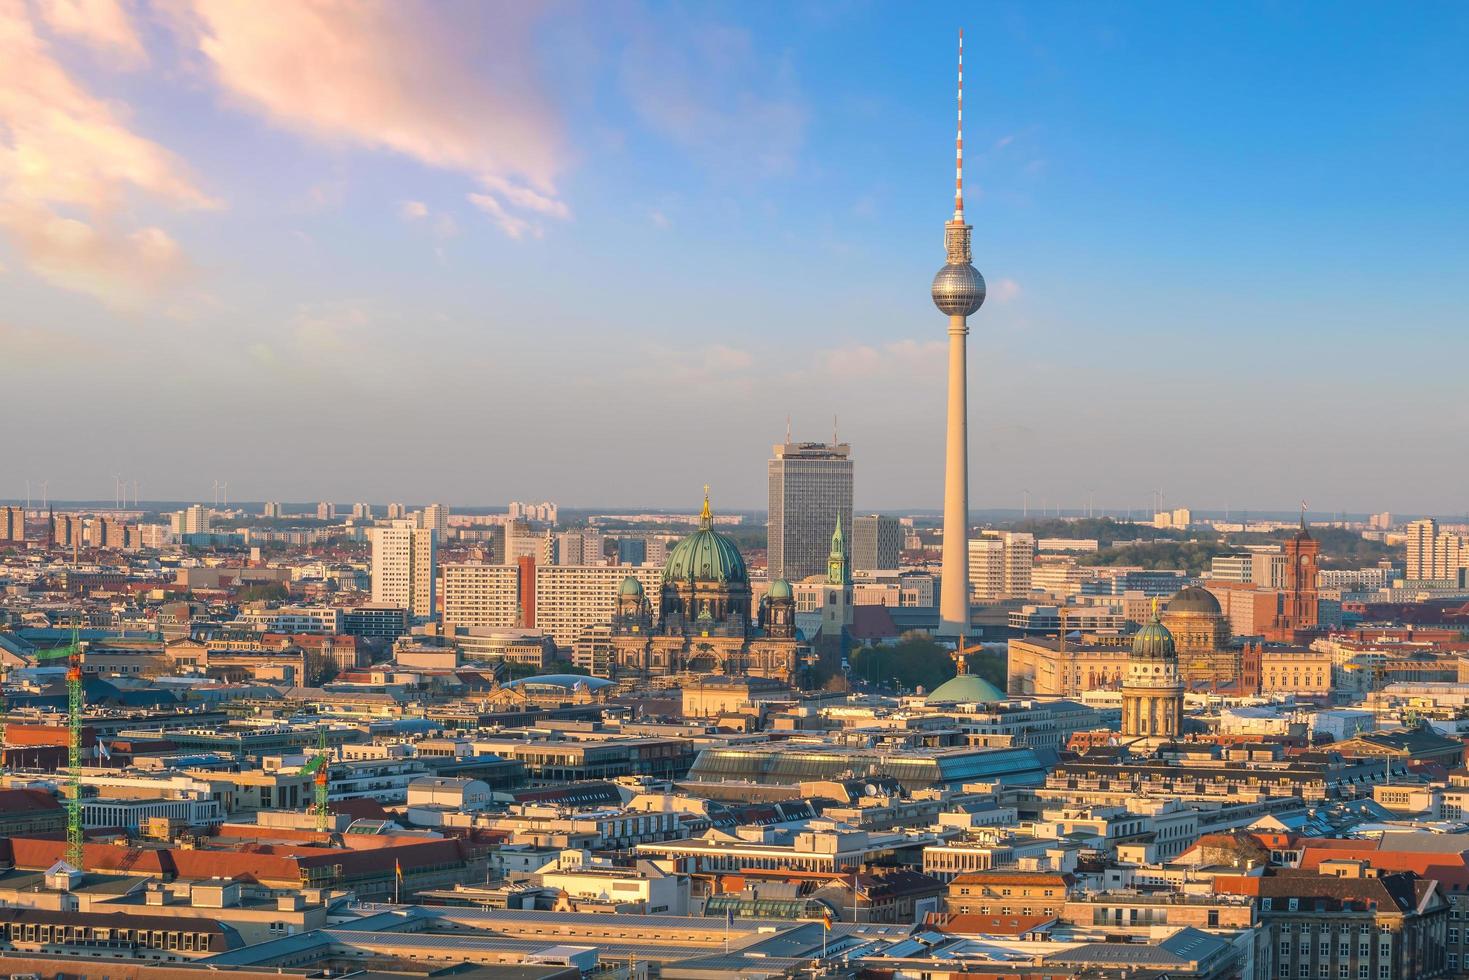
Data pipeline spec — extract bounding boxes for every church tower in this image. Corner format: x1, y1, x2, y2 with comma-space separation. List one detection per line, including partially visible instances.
1121, 609, 1184, 739
819, 517, 854, 662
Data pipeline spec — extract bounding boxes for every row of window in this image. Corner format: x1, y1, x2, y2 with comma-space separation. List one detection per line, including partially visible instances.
1278, 966, 1386, 978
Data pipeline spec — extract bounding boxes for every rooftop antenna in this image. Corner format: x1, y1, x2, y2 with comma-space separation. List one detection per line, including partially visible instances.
954, 28, 965, 220
786, 414, 792, 443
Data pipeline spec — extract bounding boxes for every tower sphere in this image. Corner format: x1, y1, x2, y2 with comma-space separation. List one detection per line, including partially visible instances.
932, 262, 986, 317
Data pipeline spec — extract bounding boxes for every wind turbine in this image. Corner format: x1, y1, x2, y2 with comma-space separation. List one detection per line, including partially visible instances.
41, 480, 48, 510
1022, 489, 1030, 520
213, 480, 220, 507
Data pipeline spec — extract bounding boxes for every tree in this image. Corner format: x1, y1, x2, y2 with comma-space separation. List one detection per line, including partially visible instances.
850, 632, 957, 692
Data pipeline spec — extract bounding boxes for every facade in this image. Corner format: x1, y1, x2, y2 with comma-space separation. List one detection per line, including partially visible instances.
968, 531, 1035, 600
443, 562, 665, 648
853, 514, 903, 571
1120, 614, 1184, 739
612, 493, 807, 684
767, 439, 853, 582
0, 504, 25, 542
1406, 518, 1468, 581
420, 502, 449, 537
370, 521, 437, 619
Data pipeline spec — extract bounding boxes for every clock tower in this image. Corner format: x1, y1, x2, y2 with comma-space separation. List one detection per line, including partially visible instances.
1279, 506, 1320, 636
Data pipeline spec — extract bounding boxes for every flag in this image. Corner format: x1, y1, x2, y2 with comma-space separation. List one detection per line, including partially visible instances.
395, 859, 403, 882
821, 910, 832, 931
96, 739, 111, 761
725, 907, 734, 928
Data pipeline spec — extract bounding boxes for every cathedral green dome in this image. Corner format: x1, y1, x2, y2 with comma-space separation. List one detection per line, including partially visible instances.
926, 673, 1005, 705
620, 576, 645, 596
1131, 616, 1177, 661
767, 578, 793, 600
664, 491, 747, 585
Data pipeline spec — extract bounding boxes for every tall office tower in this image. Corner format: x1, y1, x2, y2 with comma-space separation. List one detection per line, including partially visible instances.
262, 501, 282, 519
931, 31, 986, 636
852, 514, 902, 571
0, 505, 23, 543
967, 531, 1034, 600
351, 502, 373, 520
386, 502, 407, 520
420, 503, 449, 537
768, 439, 853, 581
316, 502, 337, 521
370, 521, 437, 619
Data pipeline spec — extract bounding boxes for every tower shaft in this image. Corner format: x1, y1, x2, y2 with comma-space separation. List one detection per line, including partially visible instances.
940, 314, 970, 636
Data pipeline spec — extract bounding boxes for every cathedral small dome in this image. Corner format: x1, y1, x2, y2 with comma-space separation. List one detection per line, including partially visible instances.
1131, 617, 1177, 660
1166, 586, 1221, 616
620, 576, 645, 596
766, 578, 793, 600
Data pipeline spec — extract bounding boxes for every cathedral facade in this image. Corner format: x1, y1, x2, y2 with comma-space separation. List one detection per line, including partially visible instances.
611, 493, 809, 685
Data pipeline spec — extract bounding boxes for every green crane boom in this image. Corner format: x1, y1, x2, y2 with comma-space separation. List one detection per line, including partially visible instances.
33, 629, 86, 870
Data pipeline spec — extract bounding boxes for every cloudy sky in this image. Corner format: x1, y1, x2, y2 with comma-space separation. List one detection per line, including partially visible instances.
3, 1, 1467, 514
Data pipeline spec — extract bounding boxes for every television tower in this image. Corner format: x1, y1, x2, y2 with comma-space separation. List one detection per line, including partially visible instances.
932, 30, 986, 638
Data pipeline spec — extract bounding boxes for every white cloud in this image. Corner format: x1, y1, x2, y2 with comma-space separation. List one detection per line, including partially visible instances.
398, 200, 429, 221
0, 0, 216, 306
823, 339, 947, 380
178, 0, 566, 237
989, 277, 1022, 303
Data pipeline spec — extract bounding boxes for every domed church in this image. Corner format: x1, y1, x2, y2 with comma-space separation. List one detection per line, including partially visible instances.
611, 491, 810, 685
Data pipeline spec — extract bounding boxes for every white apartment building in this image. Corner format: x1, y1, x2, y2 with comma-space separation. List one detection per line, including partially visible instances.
420, 503, 450, 537
443, 563, 665, 648
969, 531, 1035, 600
557, 529, 606, 566
317, 502, 337, 520
234, 606, 344, 635
370, 521, 437, 619
506, 520, 555, 564
1406, 518, 1469, 580
534, 564, 665, 648
1251, 551, 1287, 589
442, 564, 522, 630
172, 504, 211, 535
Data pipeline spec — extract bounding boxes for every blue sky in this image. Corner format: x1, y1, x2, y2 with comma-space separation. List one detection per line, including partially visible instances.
3, 1, 1467, 514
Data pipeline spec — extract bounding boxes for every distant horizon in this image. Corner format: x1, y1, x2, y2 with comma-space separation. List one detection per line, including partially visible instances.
3, 500, 1460, 525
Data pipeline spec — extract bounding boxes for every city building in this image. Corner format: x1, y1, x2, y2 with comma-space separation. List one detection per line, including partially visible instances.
968, 531, 1035, 600
853, 514, 902, 571
1407, 518, 1468, 581
612, 491, 808, 683
767, 437, 853, 582
0, 505, 24, 543
370, 520, 437, 619
420, 502, 449, 537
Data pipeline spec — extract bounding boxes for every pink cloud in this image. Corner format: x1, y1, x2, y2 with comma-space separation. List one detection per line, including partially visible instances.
179, 0, 566, 237
33, 0, 148, 67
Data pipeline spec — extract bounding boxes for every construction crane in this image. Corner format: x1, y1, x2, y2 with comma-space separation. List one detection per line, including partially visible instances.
299, 726, 331, 833
31, 625, 85, 868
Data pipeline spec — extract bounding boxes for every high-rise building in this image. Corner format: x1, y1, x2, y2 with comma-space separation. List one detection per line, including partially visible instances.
0, 505, 23, 543
767, 439, 853, 582
852, 514, 902, 571
262, 501, 282, 519
370, 521, 437, 619
557, 529, 605, 566
316, 502, 337, 521
967, 531, 1033, 600
1406, 518, 1468, 581
506, 519, 555, 565
386, 502, 407, 520
351, 502, 373, 520
616, 537, 648, 566
931, 32, 986, 637
443, 561, 664, 647
420, 503, 449, 537
172, 504, 211, 536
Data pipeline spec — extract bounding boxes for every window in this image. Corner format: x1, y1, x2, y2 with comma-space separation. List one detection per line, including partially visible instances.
1321, 942, 1330, 956
1379, 967, 1390, 979
1359, 944, 1370, 957
1451, 928, 1460, 944
1283, 942, 1293, 957
1339, 967, 1348, 978
1300, 967, 1309, 978
1340, 943, 1350, 956
1280, 966, 1292, 978
1357, 967, 1367, 979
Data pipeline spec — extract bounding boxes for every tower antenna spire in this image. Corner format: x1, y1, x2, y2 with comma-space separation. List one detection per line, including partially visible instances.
954, 29, 965, 220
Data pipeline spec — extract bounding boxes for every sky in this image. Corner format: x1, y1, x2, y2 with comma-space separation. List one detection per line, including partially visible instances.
3, 1, 1468, 515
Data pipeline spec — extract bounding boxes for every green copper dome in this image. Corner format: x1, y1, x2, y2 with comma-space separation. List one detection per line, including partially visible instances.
663, 490, 748, 585
767, 578, 793, 600
619, 576, 645, 596
926, 673, 1005, 705
1131, 616, 1177, 661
